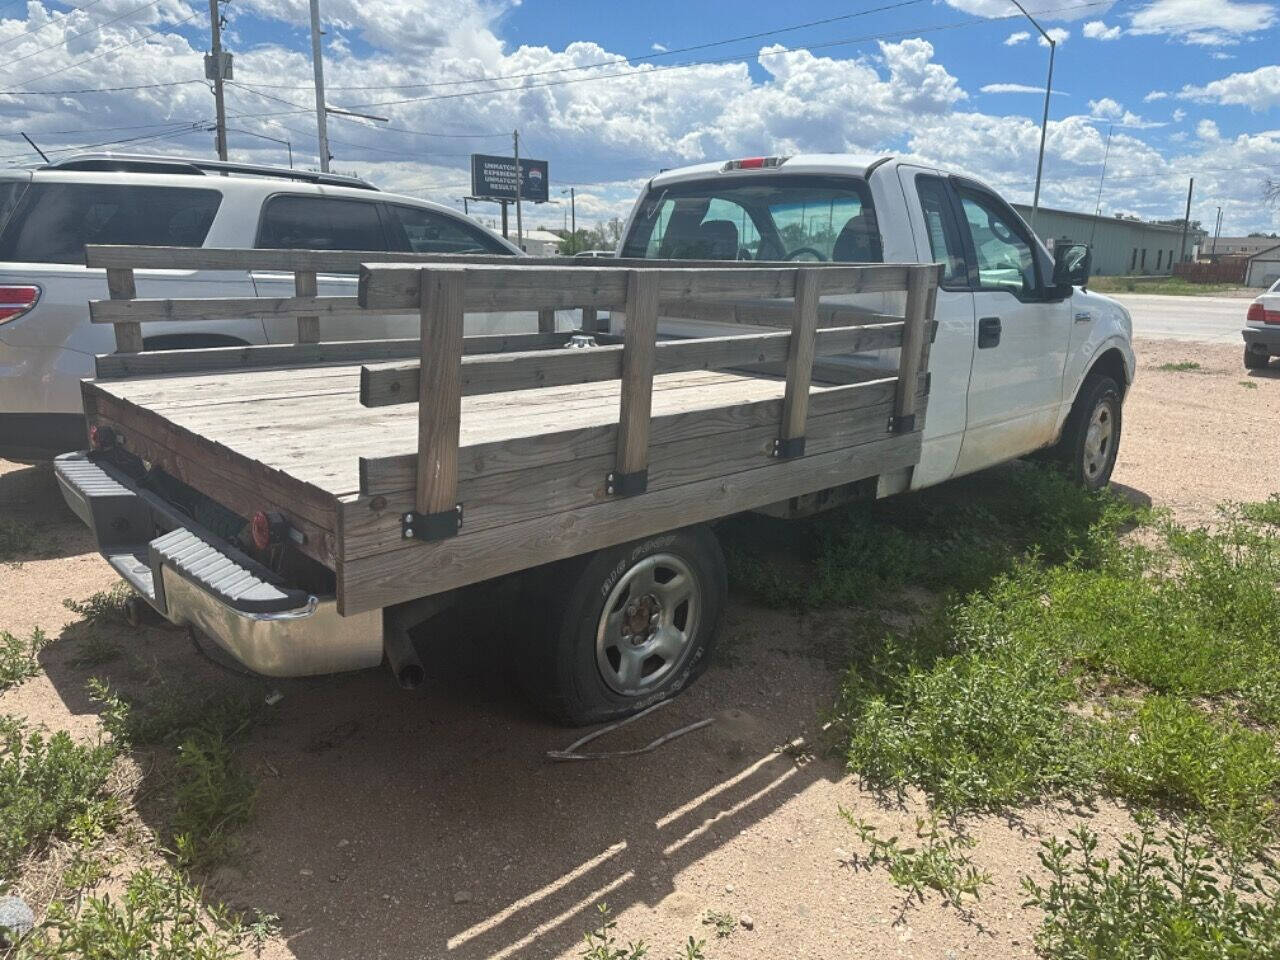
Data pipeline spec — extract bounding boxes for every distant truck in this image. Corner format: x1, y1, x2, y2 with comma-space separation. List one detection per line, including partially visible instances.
53, 153, 1134, 724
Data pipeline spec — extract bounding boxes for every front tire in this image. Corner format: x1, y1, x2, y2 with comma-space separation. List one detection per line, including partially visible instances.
520, 526, 727, 726
1245, 344, 1270, 370
1054, 373, 1122, 490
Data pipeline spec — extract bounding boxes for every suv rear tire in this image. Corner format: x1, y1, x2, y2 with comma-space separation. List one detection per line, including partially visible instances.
519, 526, 727, 726
1054, 372, 1122, 490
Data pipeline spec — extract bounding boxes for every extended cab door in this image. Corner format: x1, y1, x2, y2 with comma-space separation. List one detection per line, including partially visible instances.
895, 167, 976, 489
949, 179, 1071, 475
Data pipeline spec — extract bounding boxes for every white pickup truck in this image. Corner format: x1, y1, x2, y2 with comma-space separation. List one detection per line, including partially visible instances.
52, 153, 1135, 725
619, 154, 1133, 492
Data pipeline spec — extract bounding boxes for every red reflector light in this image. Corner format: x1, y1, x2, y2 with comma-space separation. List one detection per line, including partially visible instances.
250, 511, 272, 551
721, 155, 789, 172
738, 157, 766, 169
0, 285, 40, 324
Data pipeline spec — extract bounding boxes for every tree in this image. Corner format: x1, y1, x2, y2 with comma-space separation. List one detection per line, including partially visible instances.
1265, 178, 1280, 206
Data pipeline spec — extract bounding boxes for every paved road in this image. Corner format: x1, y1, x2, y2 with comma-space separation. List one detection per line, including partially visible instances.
1111, 293, 1250, 344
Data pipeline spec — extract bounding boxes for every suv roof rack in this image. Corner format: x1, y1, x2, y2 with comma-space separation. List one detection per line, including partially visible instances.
42, 154, 378, 190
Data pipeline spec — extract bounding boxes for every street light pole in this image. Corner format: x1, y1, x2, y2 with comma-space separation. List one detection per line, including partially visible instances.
1010, 0, 1055, 232
308, 0, 330, 172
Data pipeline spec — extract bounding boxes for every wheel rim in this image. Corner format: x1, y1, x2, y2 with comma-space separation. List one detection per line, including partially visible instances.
595, 553, 700, 697
1082, 399, 1115, 482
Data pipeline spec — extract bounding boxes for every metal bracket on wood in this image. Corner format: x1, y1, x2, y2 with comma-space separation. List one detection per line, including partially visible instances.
401, 505, 463, 542
930, 319, 940, 343
772, 436, 806, 459
887, 414, 916, 434
606, 469, 647, 497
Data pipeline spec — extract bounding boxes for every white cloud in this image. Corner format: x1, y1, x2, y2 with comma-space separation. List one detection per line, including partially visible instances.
1039, 27, 1070, 46
1172, 108, 1186, 122
1180, 65, 1280, 111
943, 0, 1114, 20
651, 43, 667, 53
1082, 20, 1123, 40
981, 83, 1064, 95
1004, 31, 1030, 45
1210, 51, 1235, 60
1088, 97, 1125, 119
1144, 91, 1168, 102
1127, 0, 1276, 46
1197, 118, 1221, 140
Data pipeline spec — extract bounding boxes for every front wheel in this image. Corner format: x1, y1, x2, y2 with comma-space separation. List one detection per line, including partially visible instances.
520, 526, 727, 725
1054, 373, 1123, 490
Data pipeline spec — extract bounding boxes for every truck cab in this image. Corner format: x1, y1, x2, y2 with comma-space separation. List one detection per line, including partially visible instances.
617, 154, 1135, 491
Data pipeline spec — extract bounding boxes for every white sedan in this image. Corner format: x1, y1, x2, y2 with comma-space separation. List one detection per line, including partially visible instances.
1244, 277, 1280, 370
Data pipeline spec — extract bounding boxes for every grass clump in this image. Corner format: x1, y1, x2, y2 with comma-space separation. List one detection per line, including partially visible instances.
702, 908, 736, 938
1243, 493, 1280, 527
579, 904, 706, 960
1156, 361, 1202, 372
62, 583, 132, 625
0, 721, 118, 882
16, 866, 247, 959
0, 628, 47, 690
0, 516, 34, 563
842, 811, 992, 906
1022, 818, 1280, 959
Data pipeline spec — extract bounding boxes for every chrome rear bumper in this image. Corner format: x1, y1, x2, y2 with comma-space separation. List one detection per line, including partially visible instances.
54, 452, 382, 677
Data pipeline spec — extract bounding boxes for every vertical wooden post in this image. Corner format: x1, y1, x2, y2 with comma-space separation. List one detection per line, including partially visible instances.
408, 268, 465, 540
106, 268, 142, 353
611, 270, 660, 495
295, 270, 320, 343
775, 268, 820, 458
537, 307, 557, 333
891, 264, 935, 433
581, 306, 598, 333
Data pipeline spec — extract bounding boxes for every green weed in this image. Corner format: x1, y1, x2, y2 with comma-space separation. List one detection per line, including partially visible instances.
580, 903, 648, 960
0, 516, 34, 563
17, 867, 247, 959
1243, 494, 1280, 526
65, 634, 121, 669
702, 908, 736, 938
1022, 818, 1280, 959
1157, 361, 1202, 372
842, 811, 992, 906
1240, 380, 1260, 389
0, 721, 118, 881
171, 731, 256, 869
62, 583, 132, 625
0, 628, 47, 690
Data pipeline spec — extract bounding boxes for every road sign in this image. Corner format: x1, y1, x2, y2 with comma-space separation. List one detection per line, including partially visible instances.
471, 154, 549, 203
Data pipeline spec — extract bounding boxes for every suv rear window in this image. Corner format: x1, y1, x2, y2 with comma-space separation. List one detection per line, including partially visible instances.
256, 195, 387, 251
0, 183, 221, 264
620, 174, 881, 263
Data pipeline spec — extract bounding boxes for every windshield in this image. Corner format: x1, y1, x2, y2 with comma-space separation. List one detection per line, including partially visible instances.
620, 174, 881, 263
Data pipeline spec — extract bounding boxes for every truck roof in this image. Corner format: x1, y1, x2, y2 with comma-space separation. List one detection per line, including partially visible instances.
648, 153, 890, 188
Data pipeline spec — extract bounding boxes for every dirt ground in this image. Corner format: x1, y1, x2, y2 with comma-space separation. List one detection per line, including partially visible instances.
1, 337, 1277, 960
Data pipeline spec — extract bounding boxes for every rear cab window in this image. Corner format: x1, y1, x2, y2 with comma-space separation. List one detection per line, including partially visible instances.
0, 182, 221, 264
621, 174, 882, 263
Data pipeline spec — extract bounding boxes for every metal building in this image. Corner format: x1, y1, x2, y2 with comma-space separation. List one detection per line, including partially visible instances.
1011, 204, 1207, 277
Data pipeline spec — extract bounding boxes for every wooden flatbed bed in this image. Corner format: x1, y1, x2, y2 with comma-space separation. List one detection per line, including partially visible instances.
78, 246, 940, 617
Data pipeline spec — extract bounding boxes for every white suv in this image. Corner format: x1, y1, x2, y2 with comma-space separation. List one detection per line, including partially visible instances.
0, 154, 520, 460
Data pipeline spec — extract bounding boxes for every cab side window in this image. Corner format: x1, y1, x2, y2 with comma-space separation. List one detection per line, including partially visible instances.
384, 204, 511, 255
256, 195, 387, 250
915, 177, 967, 286
956, 189, 1037, 298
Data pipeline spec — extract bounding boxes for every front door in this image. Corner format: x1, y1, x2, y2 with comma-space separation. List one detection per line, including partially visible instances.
951, 180, 1070, 475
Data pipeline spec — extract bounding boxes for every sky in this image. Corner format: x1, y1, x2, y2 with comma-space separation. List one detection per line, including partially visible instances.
0, 0, 1278, 235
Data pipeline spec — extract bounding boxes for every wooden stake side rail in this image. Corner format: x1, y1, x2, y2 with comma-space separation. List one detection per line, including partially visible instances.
81, 246, 941, 617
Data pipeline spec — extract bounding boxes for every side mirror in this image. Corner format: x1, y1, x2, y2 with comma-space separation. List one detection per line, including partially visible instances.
1053, 242, 1092, 291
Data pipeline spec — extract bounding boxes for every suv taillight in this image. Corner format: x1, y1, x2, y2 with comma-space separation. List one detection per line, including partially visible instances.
0, 285, 40, 325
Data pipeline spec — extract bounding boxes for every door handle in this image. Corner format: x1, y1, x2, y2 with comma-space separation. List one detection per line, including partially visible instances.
978, 316, 1001, 349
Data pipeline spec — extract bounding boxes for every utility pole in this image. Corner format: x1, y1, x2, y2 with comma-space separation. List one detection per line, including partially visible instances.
308, 0, 330, 172
1178, 177, 1194, 263
1212, 207, 1223, 253
513, 129, 523, 250
206, 0, 229, 160
1088, 124, 1113, 247
1010, 0, 1054, 231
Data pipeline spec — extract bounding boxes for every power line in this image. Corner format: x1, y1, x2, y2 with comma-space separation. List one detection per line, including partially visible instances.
1, 116, 210, 136
0, 78, 204, 95
221, 0, 1114, 123
10, 8, 202, 88
233, 0, 931, 93
0, 122, 207, 161
2, 0, 178, 70
0, 0, 109, 52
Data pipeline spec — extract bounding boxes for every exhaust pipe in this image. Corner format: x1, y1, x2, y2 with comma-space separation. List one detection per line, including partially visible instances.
382, 593, 455, 690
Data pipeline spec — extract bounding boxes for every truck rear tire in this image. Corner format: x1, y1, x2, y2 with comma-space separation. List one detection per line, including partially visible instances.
520, 526, 727, 726
1054, 372, 1122, 490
